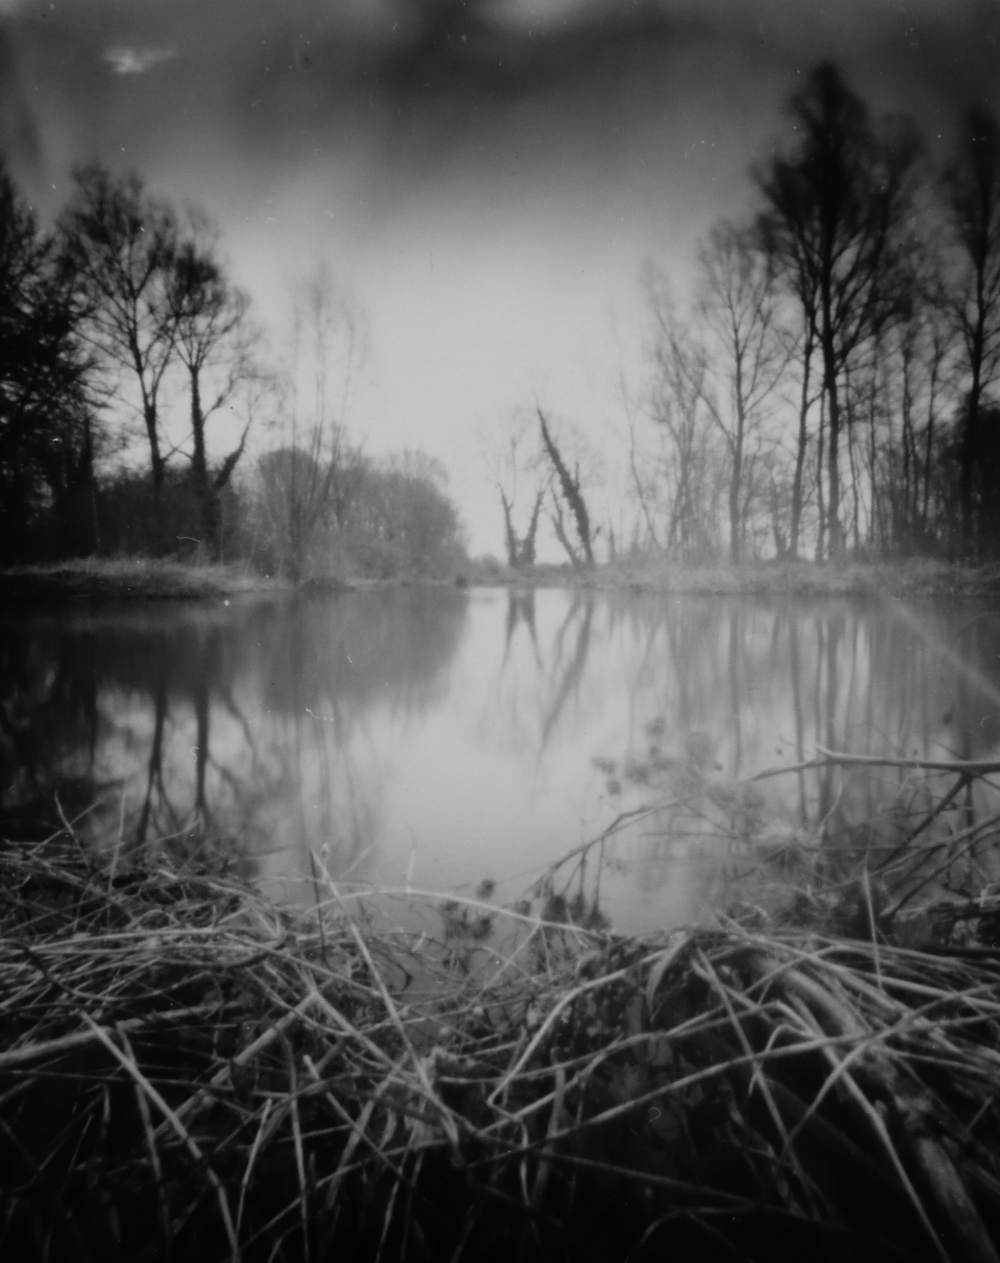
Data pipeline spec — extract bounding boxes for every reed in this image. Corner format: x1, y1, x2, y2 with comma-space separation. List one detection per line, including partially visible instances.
3, 819, 1000, 1262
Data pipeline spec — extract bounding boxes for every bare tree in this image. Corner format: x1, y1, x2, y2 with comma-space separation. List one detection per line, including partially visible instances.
788, 319, 820, 559
168, 213, 264, 556
538, 408, 595, 567
941, 107, 1000, 553
758, 63, 920, 561
613, 349, 662, 555
644, 273, 723, 560
257, 265, 367, 580
61, 164, 179, 491
757, 212, 823, 560
698, 220, 787, 564
480, 408, 548, 567
920, 298, 959, 536
877, 249, 959, 551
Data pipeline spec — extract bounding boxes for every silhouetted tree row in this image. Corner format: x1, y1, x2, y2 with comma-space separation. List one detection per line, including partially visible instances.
0, 167, 97, 560
486, 63, 1000, 569
0, 160, 467, 577
629, 63, 1000, 565
0, 160, 262, 561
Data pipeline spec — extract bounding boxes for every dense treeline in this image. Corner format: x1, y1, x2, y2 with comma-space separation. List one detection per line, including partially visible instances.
0, 162, 465, 578
494, 63, 1000, 568
0, 168, 96, 560
5, 59, 1000, 575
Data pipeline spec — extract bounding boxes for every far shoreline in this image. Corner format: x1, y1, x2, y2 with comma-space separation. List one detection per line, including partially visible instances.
4, 554, 1000, 608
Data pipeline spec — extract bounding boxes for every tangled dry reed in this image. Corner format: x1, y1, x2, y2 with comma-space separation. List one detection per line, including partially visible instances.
3, 831, 1000, 1263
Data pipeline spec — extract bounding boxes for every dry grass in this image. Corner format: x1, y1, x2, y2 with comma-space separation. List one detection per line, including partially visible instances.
4, 813, 1000, 1263
593, 556, 1000, 598
7, 554, 1000, 607
459, 555, 1000, 598
0, 557, 290, 605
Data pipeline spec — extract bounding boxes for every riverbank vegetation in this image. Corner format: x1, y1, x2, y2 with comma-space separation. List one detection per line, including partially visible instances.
5, 62, 999, 585
4, 749, 1000, 1262
6, 553, 1000, 609
0, 557, 291, 605
0, 168, 465, 582
487, 63, 1000, 573
459, 554, 1000, 599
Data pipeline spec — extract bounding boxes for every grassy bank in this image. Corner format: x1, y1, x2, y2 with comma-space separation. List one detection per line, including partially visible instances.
4, 818, 1000, 1263
5, 555, 1000, 608
463, 556, 1000, 599
0, 558, 293, 606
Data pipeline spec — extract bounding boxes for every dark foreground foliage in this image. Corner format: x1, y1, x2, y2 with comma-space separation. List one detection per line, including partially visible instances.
3, 834, 1000, 1263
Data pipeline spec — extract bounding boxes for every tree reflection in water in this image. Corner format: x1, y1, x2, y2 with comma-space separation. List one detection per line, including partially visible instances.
1, 589, 999, 934
570, 595, 1000, 925
0, 590, 469, 886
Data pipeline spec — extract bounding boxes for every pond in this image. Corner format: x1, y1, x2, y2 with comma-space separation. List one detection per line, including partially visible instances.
3, 585, 1000, 935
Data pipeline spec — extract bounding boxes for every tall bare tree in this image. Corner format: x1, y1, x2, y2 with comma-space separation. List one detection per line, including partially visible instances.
538, 409, 595, 567
61, 164, 179, 491
758, 63, 920, 561
612, 345, 662, 555
698, 220, 787, 564
169, 215, 263, 556
942, 107, 1000, 553
644, 273, 723, 560
757, 210, 822, 560
480, 408, 548, 568
258, 265, 367, 580
878, 248, 958, 550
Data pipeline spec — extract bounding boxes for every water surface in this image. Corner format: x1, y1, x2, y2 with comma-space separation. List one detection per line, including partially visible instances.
3, 586, 1000, 934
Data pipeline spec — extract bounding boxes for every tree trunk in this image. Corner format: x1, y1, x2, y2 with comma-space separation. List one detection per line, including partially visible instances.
549, 492, 581, 568
143, 397, 165, 490
189, 366, 218, 558
900, 342, 914, 544
867, 365, 882, 550
538, 410, 594, 566
133, 322, 165, 491
519, 489, 544, 566
822, 330, 843, 563
789, 332, 813, 560
816, 390, 826, 563
499, 486, 543, 568
847, 395, 860, 551
922, 350, 939, 536
729, 413, 744, 565
961, 344, 984, 555
499, 490, 519, 567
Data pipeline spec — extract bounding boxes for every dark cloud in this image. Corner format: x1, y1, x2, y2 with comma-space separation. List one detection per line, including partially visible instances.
3, 0, 997, 209
0, 25, 43, 183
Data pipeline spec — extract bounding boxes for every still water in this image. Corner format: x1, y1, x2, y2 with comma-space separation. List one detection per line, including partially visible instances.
3, 586, 1000, 934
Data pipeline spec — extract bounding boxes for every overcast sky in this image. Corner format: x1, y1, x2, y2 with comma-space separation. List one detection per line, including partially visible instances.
2, 0, 999, 555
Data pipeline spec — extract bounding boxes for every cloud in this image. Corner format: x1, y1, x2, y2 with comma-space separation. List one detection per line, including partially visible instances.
102, 46, 176, 76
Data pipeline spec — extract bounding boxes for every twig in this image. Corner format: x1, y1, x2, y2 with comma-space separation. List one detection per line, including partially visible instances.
83, 1016, 241, 1262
